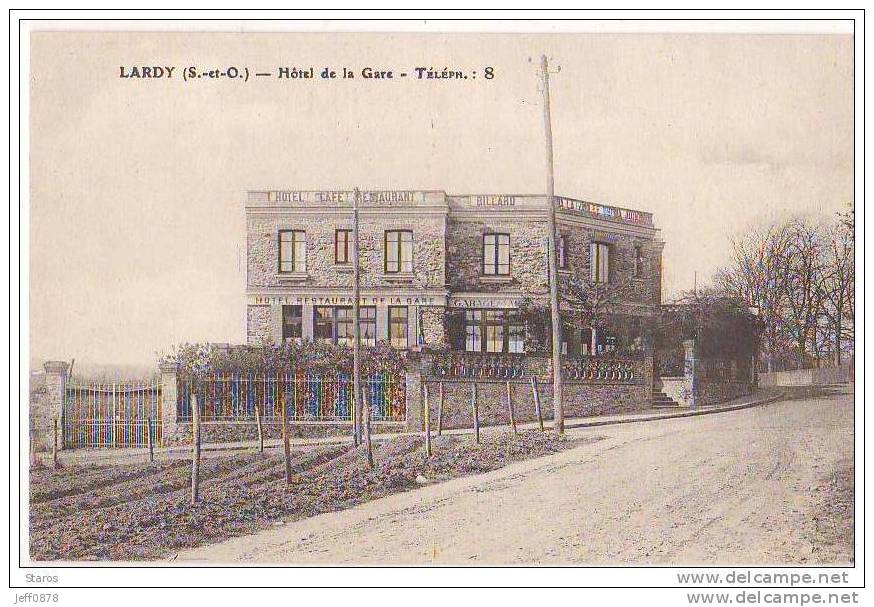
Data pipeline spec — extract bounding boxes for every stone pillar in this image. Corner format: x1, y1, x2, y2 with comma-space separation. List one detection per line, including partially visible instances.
419, 306, 447, 349
644, 355, 654, 403
376, 304, 389, 343
159, 362, 179, 446
408, 305, 420, 350
270, 305, 283, 343
683, 339, 698, 410
42, 361, 69, 450
404, 363, 424, 432
301, 303, 314, 340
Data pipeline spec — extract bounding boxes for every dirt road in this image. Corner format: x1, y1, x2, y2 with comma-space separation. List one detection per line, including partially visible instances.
178, 390, 854, 565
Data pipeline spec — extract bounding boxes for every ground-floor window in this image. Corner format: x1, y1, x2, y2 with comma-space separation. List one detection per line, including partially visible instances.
313, 306, 376, 346
562, 325, 621, 356
464, 309, 525, 354
360, 306, 376, 346
282, 305, 302, 342
388, 306, 409, 348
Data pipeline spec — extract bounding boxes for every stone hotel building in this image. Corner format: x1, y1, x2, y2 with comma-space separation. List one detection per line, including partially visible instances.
245, 189, 663, 356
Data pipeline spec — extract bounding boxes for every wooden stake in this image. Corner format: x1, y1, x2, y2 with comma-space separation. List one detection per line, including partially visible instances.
282, 399, 292, 484
531, 376, 544, 432
147, 416, 154, 463
191, 393, 201, 504
471, 383, 480, 444
423, 383, 432, 457
52, 416, 59, 469
363, 400, 374, 469
437, 380, 444, 436
506, 381, 517, 434
254, 400, 264, 453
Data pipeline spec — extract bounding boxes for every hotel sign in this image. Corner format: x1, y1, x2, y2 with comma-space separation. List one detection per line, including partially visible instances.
250, 294, 439, 306
448, 296, 521, 309
471, 194, 517, 207
266, 190, 425, 205
591, 230, 621, 243
557, 196, 651, 225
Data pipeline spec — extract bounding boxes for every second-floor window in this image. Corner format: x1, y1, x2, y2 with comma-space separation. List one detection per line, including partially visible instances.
558, 234, 568, 269
590, 242, 610, 283
279, 230, 306, 273
483, 233, 510, 276
634, 244, 645, 278
385, 230, 413, 273
335, 229, 352, 265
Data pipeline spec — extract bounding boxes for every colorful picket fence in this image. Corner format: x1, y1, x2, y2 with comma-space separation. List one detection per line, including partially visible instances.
63, 382, 162, 449
176, 371, 406, 423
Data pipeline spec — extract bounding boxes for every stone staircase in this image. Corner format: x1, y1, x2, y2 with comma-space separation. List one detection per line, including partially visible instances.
652, 390, 681, 409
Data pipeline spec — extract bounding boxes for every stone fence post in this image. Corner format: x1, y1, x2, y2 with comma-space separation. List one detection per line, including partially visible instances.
643, 355, 655, 403
42, 361, 69, 450
683, 339, 698, 410
159, 363, 179, 446
404, 352, 426, 432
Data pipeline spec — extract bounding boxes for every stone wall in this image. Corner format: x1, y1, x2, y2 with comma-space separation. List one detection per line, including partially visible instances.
247, 212, 446, 291
414, 352, 654, 430
555, 217, 664, 311
420, 378, 651, 431
758, 365, 852, 387
696, 379, 752, 406
446, 218, 550, 295
246, 305, 271, 345
162, 420, 406, 446
29, 374, 50, 451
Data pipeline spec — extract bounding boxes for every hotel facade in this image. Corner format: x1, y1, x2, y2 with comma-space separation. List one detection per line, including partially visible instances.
245, 189, 664, 357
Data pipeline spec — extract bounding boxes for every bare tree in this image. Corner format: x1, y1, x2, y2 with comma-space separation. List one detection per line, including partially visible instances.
819, 211, 855, 365
716, 223, 794, 372
560, 274, 637, 344
717, 211, 854, 371
783, 219, 827, 369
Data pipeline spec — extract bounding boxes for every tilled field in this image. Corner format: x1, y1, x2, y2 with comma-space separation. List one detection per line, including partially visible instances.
30, 430, 586, 561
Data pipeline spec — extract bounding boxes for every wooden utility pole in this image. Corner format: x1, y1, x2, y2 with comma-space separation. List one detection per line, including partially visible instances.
353, 188, 375, 468
540, 54, 565, 435
352, 188, 363, 447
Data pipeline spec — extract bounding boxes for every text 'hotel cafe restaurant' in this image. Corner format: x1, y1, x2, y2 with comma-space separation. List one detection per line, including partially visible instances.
245, 189, 663, 357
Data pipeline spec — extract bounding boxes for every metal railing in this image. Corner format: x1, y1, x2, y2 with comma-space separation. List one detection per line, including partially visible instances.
176, 371, 406, 423
428, 354, 529, 380
63, 382, 162, 449
562, 356, 644, 384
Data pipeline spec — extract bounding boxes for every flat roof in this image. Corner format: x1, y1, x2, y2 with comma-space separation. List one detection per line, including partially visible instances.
246, 189, 654, 227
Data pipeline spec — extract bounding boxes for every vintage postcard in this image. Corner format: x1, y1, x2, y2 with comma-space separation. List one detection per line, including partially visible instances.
13, 12, 862, 601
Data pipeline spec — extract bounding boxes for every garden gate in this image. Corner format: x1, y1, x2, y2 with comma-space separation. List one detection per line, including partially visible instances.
63, 381, 162, 448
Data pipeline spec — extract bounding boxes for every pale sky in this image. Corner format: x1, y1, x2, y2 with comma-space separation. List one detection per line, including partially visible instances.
29, 32, 854, 367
